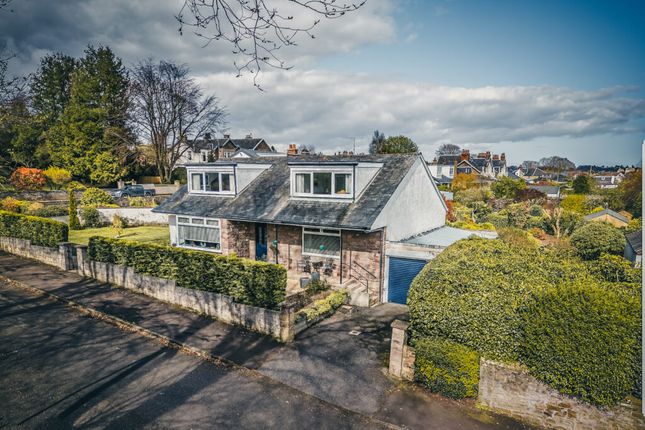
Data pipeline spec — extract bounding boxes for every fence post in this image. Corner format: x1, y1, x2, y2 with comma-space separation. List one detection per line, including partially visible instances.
279, 304, 296, 342
389, 319, 409, 379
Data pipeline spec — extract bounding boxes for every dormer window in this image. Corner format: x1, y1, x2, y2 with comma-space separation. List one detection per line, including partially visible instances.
291, 169, 353, 198
188, 168, 235, 195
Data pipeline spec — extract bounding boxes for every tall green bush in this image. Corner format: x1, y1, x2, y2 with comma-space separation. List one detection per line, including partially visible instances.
80, 187, 113, 207
570, 222, 626, 260
0, 210, 68, 247
519, 281, 641, 406
407, 238, 591, 361
88, 237, 287, 309
414, 337, 480, 399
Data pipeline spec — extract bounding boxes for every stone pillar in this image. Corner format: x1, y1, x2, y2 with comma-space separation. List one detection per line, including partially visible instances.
57, 242, 75, 271
279, 304, 296, 342
389, 319, 409, 378
75, 245, 88, 277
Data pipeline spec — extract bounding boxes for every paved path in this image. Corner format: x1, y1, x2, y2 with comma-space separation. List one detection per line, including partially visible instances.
0, 252, 533, 429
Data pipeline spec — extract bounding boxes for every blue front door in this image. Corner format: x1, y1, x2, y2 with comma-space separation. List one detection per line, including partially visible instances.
255, 223, 268, 260
387, 257, 427, 304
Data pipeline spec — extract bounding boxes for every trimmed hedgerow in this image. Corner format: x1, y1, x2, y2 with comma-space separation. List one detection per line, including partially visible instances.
570, 222, 626, 260
88, 236, 287, 309
519, 281, 641, 406
407, 237, 592, 361
297, 289, 348, 322
0, 210, 69, 247
414, 337, 480, 399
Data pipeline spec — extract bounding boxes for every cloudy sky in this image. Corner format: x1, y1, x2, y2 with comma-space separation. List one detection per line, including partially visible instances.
2, 0, 644, 165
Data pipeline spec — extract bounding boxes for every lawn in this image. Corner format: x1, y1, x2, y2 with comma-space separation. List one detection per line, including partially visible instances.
69, 225, 170, 246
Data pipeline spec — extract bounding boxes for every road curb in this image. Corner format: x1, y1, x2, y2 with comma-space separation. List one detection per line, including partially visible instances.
0, 274, 402, 430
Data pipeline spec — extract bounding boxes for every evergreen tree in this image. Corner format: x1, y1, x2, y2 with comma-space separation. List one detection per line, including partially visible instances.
49, 46, 132, 183
68, 187, 81, 230
369, 130, 385, 154
31, 53, 77, 127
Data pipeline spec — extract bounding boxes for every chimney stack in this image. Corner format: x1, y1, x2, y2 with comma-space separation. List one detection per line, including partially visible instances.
461, 149, 470, 161
245, 133, 253, 139
485, 151, 491, 159
501, 153, 506, 161
287, 144, 298, 156
204, 132, 212, 140
223, 133, 231, 139
493, 154, 499, 160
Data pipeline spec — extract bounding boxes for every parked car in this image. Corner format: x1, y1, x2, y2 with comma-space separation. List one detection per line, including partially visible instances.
110, 184, 156, 199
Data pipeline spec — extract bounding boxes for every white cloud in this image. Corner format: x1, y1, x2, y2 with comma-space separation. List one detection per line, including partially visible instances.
197, 70, 645, 155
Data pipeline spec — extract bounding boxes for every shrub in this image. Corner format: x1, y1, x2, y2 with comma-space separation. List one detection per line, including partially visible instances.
497, 227, 540, 249
0, 210, 68, 247
588, 253, 641, 284
306, 279, 331, 294
10, 167, 46, 191
561, 194, 587, 214
528, 204, 544, 217
80, 187, 113, 207
297, 289, 348, 322
88, 237, 287, 309
43, 167, 72, 189
68, 188, 81, 231
407, 238, 591, 361
414, 337, 480, 399
491, 177, 526, 199
0, 197, 29, 213
81, 207, 102, 228
570, 222, 626, 260
514, 188, 546, 202
28, 204, 68, 218
111, 215, 128, 237
519, 281, 641, 406
127, 196, 157, 208
447, 220, 496, 231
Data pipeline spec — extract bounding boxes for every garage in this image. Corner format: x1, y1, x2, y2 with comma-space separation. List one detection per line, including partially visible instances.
387, 257, 427, 304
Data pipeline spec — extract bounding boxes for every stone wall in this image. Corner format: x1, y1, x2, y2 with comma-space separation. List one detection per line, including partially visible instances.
0, 237, 73, 270
478, 359, 645, 430
76, 246, 296, 341
97, 208, 168, 225
222, 220, 254, 258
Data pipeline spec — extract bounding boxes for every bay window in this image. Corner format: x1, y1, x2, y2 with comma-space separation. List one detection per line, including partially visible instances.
302, 227, 341, 258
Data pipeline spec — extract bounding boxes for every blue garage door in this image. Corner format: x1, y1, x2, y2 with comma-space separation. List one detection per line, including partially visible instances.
387, 257, 427, 304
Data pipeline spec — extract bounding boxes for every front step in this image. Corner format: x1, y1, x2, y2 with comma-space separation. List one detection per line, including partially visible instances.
342, 280, 370, 307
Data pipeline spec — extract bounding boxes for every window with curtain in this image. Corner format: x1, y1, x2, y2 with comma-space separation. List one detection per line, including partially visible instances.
295, 173, 311, 193
302, 228, 341, 257
292, 170, 353, 198
177, 217, 221, 250
334, 173, 351, 194
191, 173, 203, 191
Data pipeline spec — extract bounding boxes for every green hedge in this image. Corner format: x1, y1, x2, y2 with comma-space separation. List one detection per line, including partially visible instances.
414, 337, 480, 399
88, 236, 287, 309
519, 281, 641, 406
570, 222, 626, 260
0, 210, 68, 247
407, 238, 591, 361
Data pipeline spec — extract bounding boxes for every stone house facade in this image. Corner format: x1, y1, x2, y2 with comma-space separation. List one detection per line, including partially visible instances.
155, 154, 447, 306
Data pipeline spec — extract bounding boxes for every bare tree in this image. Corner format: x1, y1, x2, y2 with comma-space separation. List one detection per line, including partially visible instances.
435, 143, 461, 157
176, 0, 365, 87
129, 60, 226, 183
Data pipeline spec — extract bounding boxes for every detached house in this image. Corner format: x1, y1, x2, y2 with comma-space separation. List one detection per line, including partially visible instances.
153, 154, 447, 306
455, 150, 507, 179
179, 133, 277, 164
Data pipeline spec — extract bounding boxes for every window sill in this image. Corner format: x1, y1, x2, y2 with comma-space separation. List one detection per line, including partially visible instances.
176, 244, 223, 253
302, 252, 341, 259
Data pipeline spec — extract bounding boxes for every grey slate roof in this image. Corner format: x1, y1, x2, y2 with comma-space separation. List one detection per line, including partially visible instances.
583, 208, 630, 223
435, 154, 461, 165
190, 138, 266, 151
232, 148, 276, 158
154, 154, 419, 230
626, 230, 642, 255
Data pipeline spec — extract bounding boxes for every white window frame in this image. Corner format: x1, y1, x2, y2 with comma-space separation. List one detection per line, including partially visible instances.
176, 216, 222, 252
302, 227, 341, 259
290, 167, 353, 199
187, 169, 236, 196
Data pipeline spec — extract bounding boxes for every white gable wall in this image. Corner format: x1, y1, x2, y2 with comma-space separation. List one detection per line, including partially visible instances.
371, 158, 447, 241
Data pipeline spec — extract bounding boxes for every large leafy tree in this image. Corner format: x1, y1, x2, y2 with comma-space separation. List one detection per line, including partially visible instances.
49, 46, 133, 184
435, 143, 461, 157
129, 59, 226, 183
31, 53, 77, 127
378, 135, 418, 154
572, 173, 594, 194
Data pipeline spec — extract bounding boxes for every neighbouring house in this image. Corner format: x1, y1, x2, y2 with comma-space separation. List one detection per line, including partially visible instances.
583, 208, 630, 228
527, 184, 561, 199
624, 230, 642, 267
178, 133, 277, 164
427, 154, 460, 181
592, 172, 624, 189
514, 166, 550, 183
153, 154, 448, 306
455, 150, 508, 179
231, 147, 284, 159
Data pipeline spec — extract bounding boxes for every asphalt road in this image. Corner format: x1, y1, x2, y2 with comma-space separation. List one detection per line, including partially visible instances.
0, 282, 387, 430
